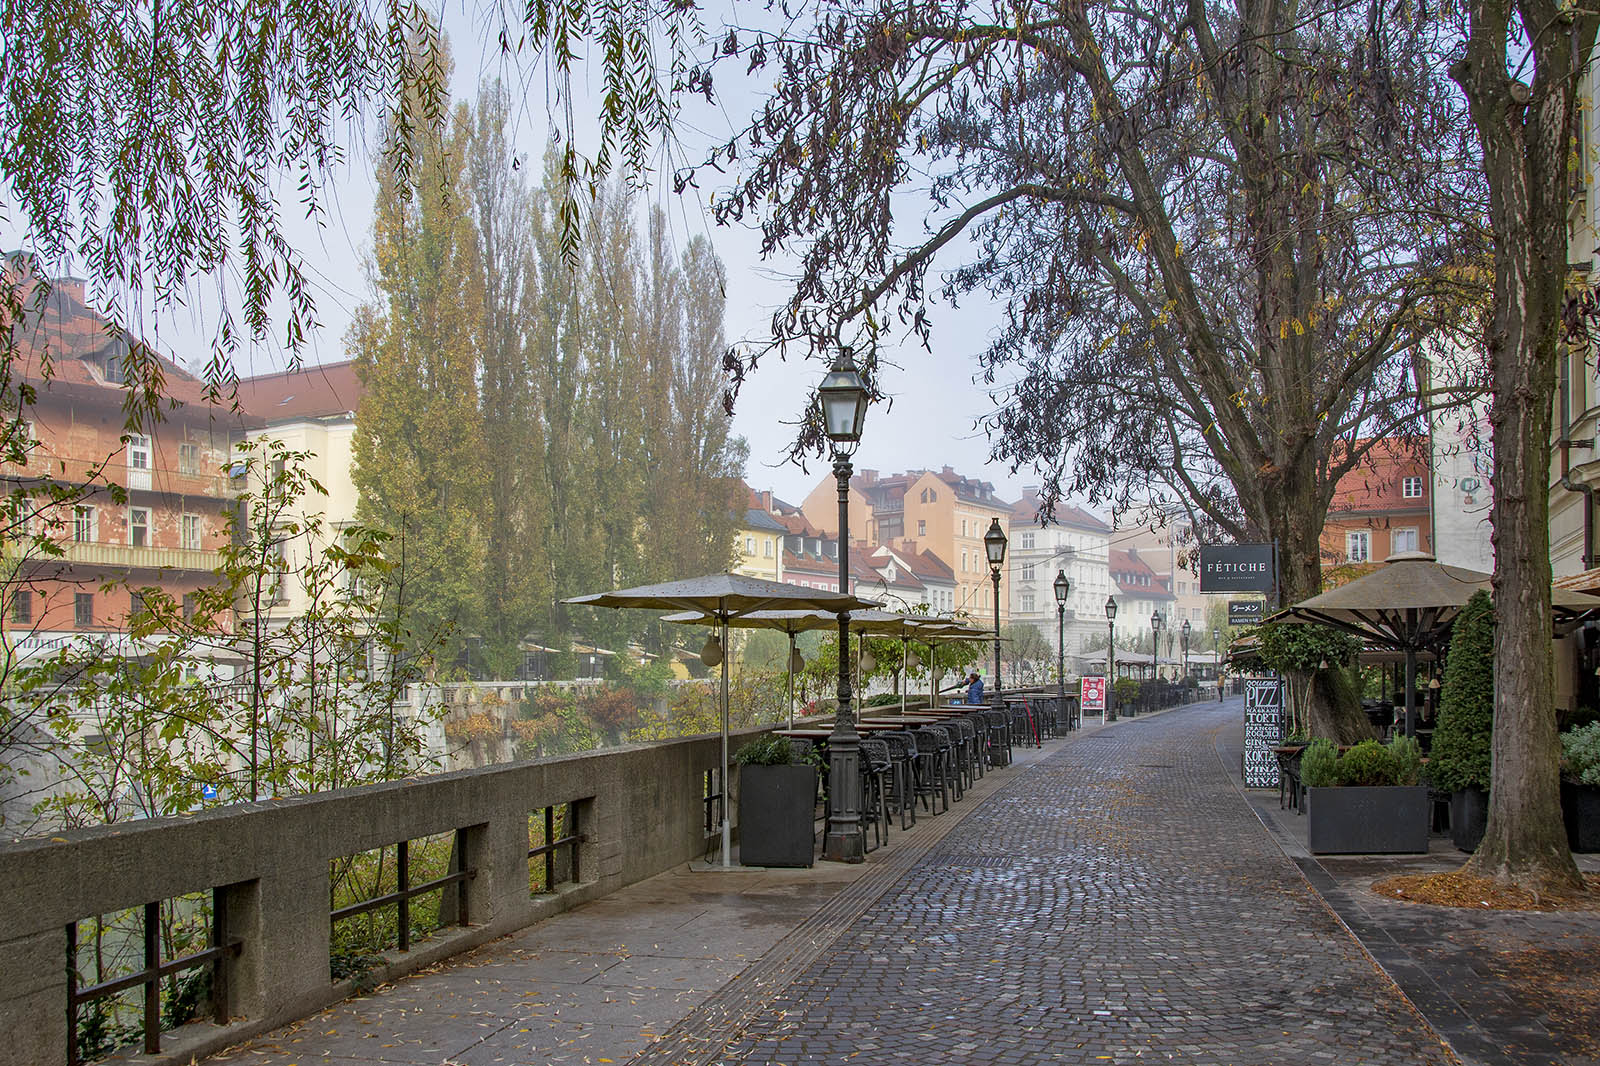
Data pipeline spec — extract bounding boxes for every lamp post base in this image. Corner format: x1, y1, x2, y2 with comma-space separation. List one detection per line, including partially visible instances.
821, 726, 864, 863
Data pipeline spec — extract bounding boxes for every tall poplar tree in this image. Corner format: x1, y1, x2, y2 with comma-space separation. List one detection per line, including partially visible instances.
351, 92, 491, 656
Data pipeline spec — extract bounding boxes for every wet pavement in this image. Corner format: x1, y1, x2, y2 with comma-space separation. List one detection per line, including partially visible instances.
199, 700, 1597, 1066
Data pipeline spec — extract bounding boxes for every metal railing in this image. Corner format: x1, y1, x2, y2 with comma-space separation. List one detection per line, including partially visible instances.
529, 803, 586, 894
330, 831, 476, 954
65, 892, 241, 1066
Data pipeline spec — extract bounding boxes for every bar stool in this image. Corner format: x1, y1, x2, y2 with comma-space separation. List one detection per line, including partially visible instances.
878, 731, 919, 829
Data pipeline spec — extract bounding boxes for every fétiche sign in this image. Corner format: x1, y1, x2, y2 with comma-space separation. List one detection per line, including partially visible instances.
1228, 600, 1265, 626
1080, 676, 1106, 713
1199, 544, 1275, 593
1242, 676, 1284, 789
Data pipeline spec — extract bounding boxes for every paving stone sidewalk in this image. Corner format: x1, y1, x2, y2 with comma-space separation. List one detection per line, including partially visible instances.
203, 704, 1462, 1066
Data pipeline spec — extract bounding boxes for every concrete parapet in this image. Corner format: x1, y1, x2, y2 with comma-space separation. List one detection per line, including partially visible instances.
0, 729, 755, 1066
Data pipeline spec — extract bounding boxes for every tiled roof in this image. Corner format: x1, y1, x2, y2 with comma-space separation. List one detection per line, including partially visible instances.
7, 276, 244, 417
743, 508, 790, 534
1010, 488, 1111, 532
236, 360, 363, 421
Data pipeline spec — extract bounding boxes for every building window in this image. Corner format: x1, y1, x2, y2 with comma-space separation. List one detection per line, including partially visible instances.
179, 442, 200, 476
1347, 531, 1370, 563
129, 506, 150, 547
961, 519, 968, 537
1020, 532, 1035, 550
183, 593, 199, 622
1020, 564, 1035, 582
1402, 476, 1424, 499
74, 592, 94, 627
1021, 591, 1035, 613
745, 536, 755, 554
129, 590, 146, 620
961, 550, 968, 572
1392, 527, 1419, 554
11, 590, 31, 625
73, 505, 96, 542
104, 353, 126, 383
181, 513, 202, 551
764, 538, 773, 557
128, 434, 151, 471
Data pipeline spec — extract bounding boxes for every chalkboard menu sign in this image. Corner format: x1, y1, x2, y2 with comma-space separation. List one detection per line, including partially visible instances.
1242, 676, 1284, 789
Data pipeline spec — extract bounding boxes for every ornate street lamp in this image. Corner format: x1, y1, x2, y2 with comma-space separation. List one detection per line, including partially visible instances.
1104, 595, 1118, 722
1151, 609, 1163, 687
984, 518, 1007, 702
1054, 570, 1070, 731
819, 347, 869, 863
1180, 619, 1191, 684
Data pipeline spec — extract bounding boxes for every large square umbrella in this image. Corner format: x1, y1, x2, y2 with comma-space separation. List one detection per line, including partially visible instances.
565, 573, 878, 866
1273, 551, 1600, 735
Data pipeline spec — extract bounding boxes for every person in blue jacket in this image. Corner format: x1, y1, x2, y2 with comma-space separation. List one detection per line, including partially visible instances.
964, 671, 985, 704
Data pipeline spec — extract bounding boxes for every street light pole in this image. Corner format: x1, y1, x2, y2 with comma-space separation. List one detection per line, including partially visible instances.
1151, 610, 1163, 696
1181, 619, 1191, 687
1104, 595, 1118, 722
818, 348, 869, 865
1054, 570, 1070, 731
984, 518, 1008, 704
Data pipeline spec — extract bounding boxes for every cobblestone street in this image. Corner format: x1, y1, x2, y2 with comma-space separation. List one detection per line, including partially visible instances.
693, 702, 1454, 1065
206, 701, 1467, 1066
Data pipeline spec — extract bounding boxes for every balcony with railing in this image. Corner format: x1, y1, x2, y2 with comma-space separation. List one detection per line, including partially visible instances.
7, 539, 226, 573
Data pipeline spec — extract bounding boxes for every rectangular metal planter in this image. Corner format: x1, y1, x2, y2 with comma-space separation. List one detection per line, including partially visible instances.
1561, 781, 1600, 854
736, 763, 817, 867
1305, 785, 1430, 854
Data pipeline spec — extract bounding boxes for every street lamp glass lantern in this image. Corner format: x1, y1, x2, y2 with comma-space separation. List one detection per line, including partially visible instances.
1105, 595, 1118, 621
818, 348, 869, 447
1151, 610, 1162, 632
984, 518, 1008, 570
1053, 569, 1070, 605
1181, 619, 1191, 640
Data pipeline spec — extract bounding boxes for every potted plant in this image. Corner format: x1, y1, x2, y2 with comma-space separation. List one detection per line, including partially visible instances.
1560, 722, 1600, 853
1302, 735, 1429, 854
734, 735, 818, 867
1428, 590, 1493, 851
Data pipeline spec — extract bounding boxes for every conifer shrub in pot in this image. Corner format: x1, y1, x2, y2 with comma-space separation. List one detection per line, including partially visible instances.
1428, 591, 1493, 851
1303, 736, 1429, 854
734, 736, 818, 867
1560, 722, 1600, 853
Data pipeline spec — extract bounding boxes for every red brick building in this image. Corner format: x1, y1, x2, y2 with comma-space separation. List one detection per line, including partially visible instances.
2, 278, 252, 662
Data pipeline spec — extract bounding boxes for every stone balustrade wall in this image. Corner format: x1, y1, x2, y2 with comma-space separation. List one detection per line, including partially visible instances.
0, 729, 753, 1066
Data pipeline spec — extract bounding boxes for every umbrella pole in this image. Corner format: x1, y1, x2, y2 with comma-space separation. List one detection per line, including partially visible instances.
722, 617, 731, 868
1404, 645, 1417, 739
900, 639, 908, 715
787, 632, 797, 730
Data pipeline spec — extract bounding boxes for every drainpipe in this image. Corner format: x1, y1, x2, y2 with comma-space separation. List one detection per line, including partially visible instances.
1560, 343, 1597, 570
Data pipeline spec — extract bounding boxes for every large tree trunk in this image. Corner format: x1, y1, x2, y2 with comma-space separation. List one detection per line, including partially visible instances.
1453, 9, 1589, 893
1264, 457, 1374, 743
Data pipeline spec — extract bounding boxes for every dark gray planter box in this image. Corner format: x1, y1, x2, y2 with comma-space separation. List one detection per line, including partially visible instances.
1561, 781, 1600, 853
1306, 785, 1430, 854
1450, 787, 1488, 853
737, 763, 817, 867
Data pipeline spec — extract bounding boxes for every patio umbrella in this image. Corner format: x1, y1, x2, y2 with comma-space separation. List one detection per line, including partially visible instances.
659, 608, 840, 729
1274, 551, 1600, 735
911, 619, 992, 709
565, 573, 877, 867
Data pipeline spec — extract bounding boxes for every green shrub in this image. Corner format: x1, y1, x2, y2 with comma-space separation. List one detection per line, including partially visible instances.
734, 735, 793, 766
1562, 722, 1600, 786
865, 692, 903, 707
1113, 678, 1141, 704
1300, 738, 1339, 788
1386, 735, 1424, 787
1337, 740, 1392, 786
1428, 590, 1494, 793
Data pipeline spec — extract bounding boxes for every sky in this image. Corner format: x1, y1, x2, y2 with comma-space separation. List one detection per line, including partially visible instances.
30, 2, 1061, 514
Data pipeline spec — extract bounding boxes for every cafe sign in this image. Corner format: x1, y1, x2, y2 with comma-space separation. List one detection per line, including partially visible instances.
1242, 676, 1284, 788
1080, 676, 1106, 713
1199, 544, 1275, 593
1228, 600, 1265, 626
